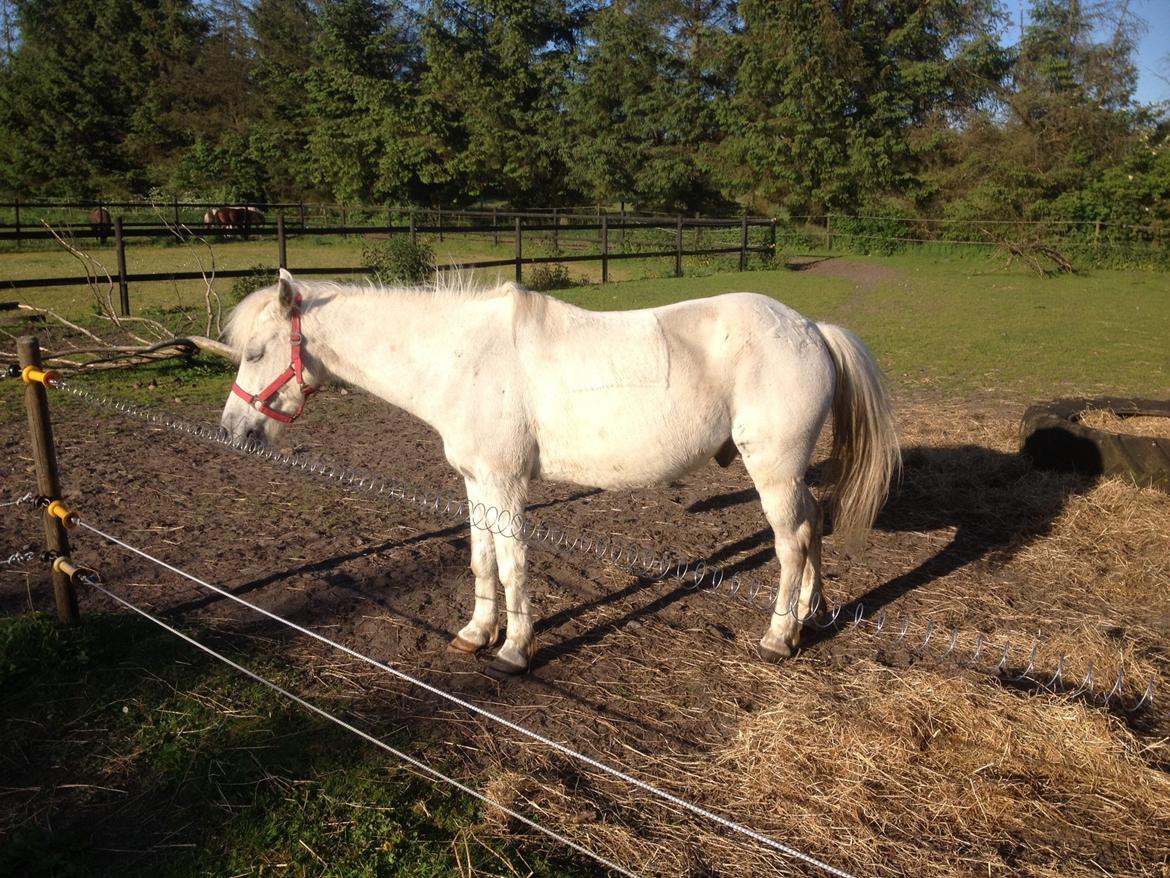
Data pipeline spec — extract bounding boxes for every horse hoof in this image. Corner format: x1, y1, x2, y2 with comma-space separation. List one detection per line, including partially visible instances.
486, 655, 529, 679
757, 641, 794, 663
447, 635, 480, 655
447, 628, 501, 655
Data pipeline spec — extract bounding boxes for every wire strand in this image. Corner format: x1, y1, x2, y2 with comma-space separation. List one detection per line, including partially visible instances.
76, 518, 859, 878
76, 572, 640, 878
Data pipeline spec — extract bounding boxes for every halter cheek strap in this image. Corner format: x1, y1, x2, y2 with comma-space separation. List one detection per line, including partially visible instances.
231, 294, 319, 424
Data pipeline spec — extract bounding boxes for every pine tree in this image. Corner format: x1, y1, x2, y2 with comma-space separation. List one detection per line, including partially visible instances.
567, 0, 732, 212
300, 0, 424, 204
419, 0, 584, 205
0, 0, 209, 195
716, 0, 1007, 214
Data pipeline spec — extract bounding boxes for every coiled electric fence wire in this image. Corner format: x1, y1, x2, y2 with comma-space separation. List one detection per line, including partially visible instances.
45, 382, 1161, 713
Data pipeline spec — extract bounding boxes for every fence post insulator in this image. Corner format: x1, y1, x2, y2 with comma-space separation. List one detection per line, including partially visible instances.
21, 366, 61, 388
46, 499, 78, 528
52, 556, 79, 578
51, 556, 98, 585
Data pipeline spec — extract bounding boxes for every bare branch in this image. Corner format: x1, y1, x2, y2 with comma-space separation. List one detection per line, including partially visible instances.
12, 218, 240, 373
148, 199, 223, 339
15, 303, 109, 345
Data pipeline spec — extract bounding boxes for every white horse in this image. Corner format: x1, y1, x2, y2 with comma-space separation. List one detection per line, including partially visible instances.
221, 269, 900, 674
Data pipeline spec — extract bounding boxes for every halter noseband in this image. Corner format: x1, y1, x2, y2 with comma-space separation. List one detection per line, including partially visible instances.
231, 293, 319, 424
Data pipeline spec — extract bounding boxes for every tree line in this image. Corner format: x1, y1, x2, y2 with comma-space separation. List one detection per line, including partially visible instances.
0, 0, 1166, 231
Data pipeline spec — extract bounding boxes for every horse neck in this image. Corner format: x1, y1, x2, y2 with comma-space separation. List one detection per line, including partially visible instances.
303, 287, 472, 425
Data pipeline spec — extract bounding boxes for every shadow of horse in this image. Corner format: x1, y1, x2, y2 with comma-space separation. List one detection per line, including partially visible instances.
531, 444, 1097, 672
828, 443, 1095, 621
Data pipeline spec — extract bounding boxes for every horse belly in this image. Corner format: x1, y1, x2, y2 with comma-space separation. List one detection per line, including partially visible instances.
533, 389, 726, 489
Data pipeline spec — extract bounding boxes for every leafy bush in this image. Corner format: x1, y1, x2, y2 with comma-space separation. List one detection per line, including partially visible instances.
362, 235, 435, 285
229, 264, 274, 304
831, 201, 914, 255
526, 262, 576, 291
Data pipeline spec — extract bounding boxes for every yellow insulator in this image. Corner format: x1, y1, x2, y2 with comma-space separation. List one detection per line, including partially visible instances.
21, 366, 61, 388
46, 500, 78, 528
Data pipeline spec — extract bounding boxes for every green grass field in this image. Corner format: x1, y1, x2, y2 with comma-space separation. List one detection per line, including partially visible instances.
4, 236, 1168, 400
0, 614, 602, 878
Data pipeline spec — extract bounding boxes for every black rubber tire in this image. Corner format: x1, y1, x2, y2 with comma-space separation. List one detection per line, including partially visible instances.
1020, 397, 1170, 492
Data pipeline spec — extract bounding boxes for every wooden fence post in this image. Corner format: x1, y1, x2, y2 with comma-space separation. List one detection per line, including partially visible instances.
277, 215, 287, 269
675, 215, 683, 277
552, 208, 558, 252
437, 207, 443, 242
601, 214, 609, 284
514, 217, 523, 284
769, 218, 777, 262
172, 197, 180, 228
14, 197, 20, 247
299, 201, 306, 227
740, 216, 749, 271
114, 217, 130, 316
18, 336, 79, 624
492, 208, 499, 247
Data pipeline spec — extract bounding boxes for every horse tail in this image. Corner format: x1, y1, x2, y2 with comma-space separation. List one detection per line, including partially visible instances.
814, 322, 901, 553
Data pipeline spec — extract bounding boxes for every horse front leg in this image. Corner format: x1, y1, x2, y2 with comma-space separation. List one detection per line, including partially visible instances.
490, 524, 534, 676
448, 504, 501, 655
469, 478, 533, 676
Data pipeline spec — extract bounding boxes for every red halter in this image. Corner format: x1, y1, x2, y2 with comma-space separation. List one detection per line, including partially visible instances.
230, 294, 319, 424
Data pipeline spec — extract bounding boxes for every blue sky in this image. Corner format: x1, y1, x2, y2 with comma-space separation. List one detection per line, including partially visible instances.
1002, 0, 1170, 105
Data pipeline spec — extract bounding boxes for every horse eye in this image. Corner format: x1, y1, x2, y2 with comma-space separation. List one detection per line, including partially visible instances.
245, 347, 265, 363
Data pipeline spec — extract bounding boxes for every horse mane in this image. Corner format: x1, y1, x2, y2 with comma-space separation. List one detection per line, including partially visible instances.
222, 274, 542, 351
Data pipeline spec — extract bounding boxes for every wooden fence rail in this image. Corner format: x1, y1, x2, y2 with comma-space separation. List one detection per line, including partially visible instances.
1, 215, 777, 316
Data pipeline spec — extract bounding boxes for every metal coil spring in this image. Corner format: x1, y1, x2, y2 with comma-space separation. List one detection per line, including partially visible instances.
57, 381, 1159, 714
2, 546, 40, 567
804, 597, 1156, 713
0, 492, 35, 509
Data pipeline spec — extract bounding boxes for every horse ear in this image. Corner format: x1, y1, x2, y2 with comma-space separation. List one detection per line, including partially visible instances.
277, 268, 296, 315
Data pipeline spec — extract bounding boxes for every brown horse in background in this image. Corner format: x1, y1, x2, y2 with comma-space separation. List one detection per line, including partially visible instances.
89, 207, 112, 245
207, 206, 265, 239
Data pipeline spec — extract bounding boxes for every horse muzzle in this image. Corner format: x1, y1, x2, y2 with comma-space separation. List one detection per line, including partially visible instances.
220, 408, 271, 450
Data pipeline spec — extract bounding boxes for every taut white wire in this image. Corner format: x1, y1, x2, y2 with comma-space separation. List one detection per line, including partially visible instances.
78, 573, 641, 878
77, 519, 859, 878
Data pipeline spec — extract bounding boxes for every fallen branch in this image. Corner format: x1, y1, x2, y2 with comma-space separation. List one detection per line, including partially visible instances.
0, 322, 238, 368
3, 221, 240, 371
978, 226, 1078, 276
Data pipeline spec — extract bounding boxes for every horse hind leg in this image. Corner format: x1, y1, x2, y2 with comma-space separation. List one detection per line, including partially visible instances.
754, 477, 819, 661
798, 495, 825, 625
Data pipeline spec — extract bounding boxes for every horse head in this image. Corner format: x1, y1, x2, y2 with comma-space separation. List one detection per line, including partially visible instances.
221, 268, 321, 448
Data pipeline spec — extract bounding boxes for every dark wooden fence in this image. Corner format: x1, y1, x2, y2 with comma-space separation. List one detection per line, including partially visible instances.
0, 207, 777, 316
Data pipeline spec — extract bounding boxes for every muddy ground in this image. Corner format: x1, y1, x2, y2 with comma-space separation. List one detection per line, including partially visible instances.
2, 377, 1168, 876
